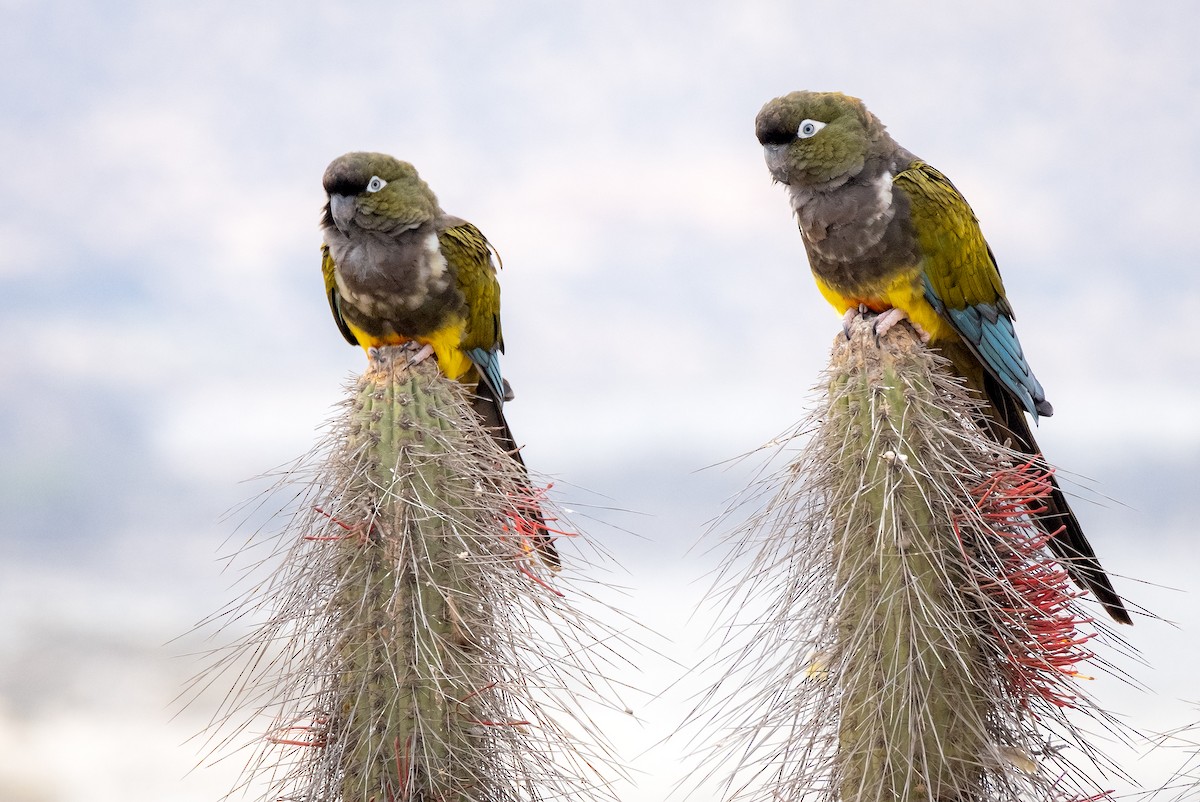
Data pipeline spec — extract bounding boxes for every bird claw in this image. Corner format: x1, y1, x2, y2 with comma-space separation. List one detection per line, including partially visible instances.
842, 306, 865, 340
407, 343, 435, 365
872, 308, 931, 343
872, 307, 908, 338
366, 341, 434, 368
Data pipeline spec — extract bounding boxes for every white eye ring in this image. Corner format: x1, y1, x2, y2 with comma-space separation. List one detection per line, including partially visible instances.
797, 119, 826, 139
366, 175, 387, 193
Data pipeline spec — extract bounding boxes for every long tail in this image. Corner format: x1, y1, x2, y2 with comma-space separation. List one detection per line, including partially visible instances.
980, 372, 1131, 625
470, 380, 561, 571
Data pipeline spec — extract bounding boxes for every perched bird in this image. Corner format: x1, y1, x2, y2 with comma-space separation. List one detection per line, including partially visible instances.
755, 91, 1129, 624
320, 152, 558, 569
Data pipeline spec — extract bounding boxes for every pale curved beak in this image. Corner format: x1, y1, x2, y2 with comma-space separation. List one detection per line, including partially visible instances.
330, 193, 355, 235
763, 144, 790, 184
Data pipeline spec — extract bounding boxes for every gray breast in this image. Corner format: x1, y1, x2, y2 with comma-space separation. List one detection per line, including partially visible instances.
326, 221, 463, 338
788, 164, 922, 296
790, 168, 896, 262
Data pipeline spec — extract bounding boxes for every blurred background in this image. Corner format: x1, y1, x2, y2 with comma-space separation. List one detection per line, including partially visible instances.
2, 1, 1198, 799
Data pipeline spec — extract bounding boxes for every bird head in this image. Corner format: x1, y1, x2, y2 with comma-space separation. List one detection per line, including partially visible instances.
322, 152, 440, 236
755, 91, 885, 188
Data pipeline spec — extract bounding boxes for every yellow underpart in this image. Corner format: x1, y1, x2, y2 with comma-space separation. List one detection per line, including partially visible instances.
813, 267, 956, 343
347, 318, 476, 383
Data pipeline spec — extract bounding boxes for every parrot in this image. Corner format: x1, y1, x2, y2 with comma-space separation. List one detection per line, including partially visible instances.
320, 152, 558, 570
754, 91, 1130, 625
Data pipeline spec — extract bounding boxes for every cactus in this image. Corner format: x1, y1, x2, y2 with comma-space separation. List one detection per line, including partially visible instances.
829, 330, 988, 802
328, 348, 501, 800
693, 317, 1128, 802
196, 346, 629, 802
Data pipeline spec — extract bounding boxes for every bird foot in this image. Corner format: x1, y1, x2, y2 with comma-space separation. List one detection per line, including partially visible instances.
872, 308, 932, 343
366, 341, 431, 368
841, 306, 866, 339
407, 343, 435, 365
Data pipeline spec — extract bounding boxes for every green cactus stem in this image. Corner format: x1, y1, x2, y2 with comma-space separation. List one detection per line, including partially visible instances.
829, 323, 987, 802
331, 348, 494, 801
196, 344, 632, 802
693, 317, 1122, 802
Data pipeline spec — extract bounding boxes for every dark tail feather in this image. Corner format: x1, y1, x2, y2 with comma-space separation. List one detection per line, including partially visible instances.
982, 375, 1131, 625
470, 383, 561, 571
470, 381, 526, 469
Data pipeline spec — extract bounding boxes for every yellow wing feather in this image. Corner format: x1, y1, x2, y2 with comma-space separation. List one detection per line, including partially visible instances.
893, 161, 1008, 316
437, 221, 503, 354
321, 245, 360, 347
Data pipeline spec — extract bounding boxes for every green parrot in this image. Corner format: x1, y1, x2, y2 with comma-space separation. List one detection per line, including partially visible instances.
755, 91, 1129, 625
320, 152, 558, 570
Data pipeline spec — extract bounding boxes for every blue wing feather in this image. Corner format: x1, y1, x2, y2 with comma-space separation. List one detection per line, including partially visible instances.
926, 276, 1051, 421
467, 347, 510, 408
948, 304, 983, 345
975, 321, 1037, 415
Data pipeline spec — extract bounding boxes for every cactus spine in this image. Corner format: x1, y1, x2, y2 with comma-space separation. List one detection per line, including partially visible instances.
694, 318, 1122, 802
199, 346, 629, 802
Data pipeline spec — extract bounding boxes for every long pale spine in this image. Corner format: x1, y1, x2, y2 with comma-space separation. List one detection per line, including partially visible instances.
692, 318, 1122, 802
195, 343, 633, 802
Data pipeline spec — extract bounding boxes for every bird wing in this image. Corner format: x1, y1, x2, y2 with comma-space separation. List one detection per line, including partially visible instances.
321, 244, 360, 347
436, 219, 509, 405
895, 161, 1050, 418
438, 219, 556, 568
895, 164, 1128, 620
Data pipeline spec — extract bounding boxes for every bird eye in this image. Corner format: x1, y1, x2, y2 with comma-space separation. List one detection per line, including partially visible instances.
797, 119, 826, 139
366, 176, 387, 193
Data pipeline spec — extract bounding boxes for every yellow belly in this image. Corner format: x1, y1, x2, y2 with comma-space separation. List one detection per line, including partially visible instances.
813, 269, 956, 343
347, 319, 475, 383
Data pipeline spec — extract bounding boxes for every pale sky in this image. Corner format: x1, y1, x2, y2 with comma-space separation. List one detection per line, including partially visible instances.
2, 2, 1199, 800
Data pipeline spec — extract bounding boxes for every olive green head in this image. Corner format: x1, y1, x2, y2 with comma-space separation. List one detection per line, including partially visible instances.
322, 152, 440, 234
755, 91, 885, 187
